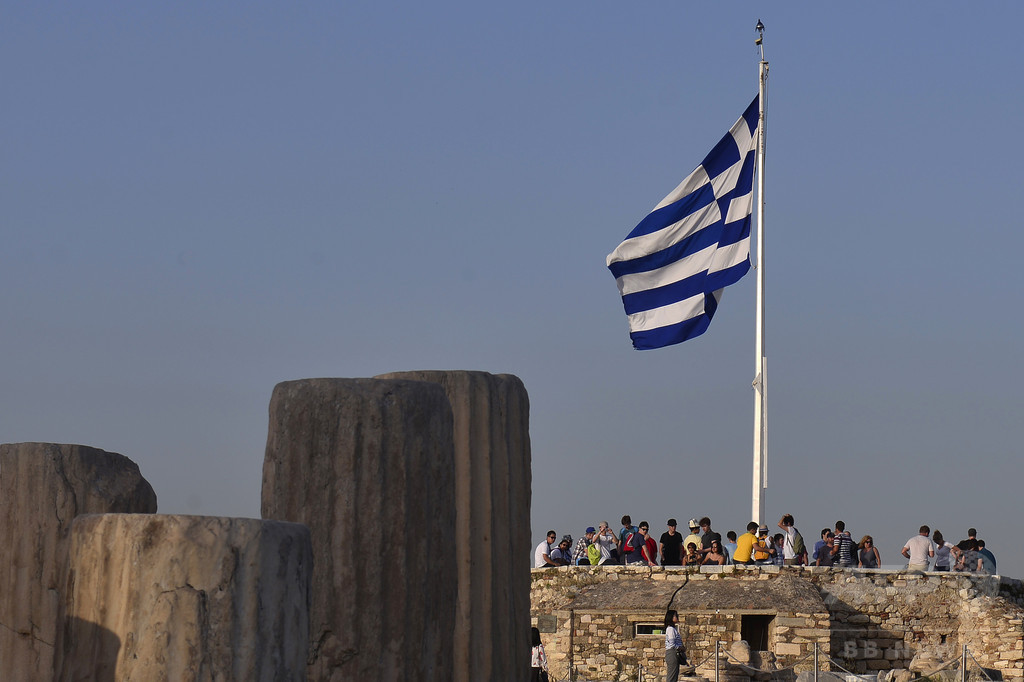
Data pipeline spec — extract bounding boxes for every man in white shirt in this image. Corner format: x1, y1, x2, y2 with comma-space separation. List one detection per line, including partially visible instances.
778, 514, 803, 566
902, 525, 935, 571
594, 521, 618, 563
534, 530, 558, 568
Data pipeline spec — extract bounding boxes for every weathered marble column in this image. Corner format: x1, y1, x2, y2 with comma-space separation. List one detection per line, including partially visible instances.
0, 442, 157, 680
261, 378, 456, 682
59, 514, 312, 682
376, 371, 532, 682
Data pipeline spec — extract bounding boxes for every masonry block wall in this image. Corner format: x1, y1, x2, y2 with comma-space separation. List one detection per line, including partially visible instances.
531, 566, 1024, 682
807, 569, 1024, 676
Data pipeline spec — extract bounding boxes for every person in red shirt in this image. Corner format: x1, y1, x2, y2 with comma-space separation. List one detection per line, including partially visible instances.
638, 522, 658, 566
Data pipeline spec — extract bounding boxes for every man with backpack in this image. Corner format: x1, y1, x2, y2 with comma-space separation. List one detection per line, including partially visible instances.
778, 514, 806, 565
831, 520, 856, 568
622, 521, 647, 565
619, 515, 640, 565
753, 525, 774, 564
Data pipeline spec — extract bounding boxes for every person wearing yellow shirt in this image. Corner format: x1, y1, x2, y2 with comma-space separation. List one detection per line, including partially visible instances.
733, 521, 759, 565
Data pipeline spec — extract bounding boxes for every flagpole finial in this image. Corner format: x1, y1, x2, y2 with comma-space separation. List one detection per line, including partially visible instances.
755, 19, 765, 60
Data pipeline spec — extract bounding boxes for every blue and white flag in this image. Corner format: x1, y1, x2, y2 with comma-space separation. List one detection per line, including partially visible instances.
607, 96, 759, 350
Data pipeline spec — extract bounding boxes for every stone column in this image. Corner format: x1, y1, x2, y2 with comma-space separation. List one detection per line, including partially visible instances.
376, 371, 532, 682
261, 378, 456, 682
59, 514, 312, 682
0, 442, 157, 680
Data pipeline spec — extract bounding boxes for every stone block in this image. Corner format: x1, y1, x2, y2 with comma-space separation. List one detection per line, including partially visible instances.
0, 442, 157, 681
375, 370, 531, 682
729, 640, 751, 664
891, 669, 914, 682
261, 378, 457, 682
59, 514, 311, 681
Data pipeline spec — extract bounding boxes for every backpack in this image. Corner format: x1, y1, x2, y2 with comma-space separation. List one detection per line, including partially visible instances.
625, 531, 643, 554
791, 528, 806, 558
587, 543, 601, 566
833, 533, 854, 565
753, 538, 771, 561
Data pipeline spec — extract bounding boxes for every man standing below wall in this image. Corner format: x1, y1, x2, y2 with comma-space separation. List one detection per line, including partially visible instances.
902, 525, 935, 571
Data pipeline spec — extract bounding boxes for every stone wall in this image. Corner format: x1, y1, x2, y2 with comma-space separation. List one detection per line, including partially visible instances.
806, 568, 1024, 676
531, 566, 1024, 682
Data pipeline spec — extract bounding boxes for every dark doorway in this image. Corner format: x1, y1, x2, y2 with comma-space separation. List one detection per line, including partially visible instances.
741, 614, 774, 651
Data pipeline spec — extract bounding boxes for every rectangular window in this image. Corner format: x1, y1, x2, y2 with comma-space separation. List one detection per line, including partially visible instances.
635, 623, 665, 637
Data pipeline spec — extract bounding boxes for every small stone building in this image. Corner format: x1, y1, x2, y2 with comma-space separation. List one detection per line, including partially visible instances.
532, 565, 1024, 682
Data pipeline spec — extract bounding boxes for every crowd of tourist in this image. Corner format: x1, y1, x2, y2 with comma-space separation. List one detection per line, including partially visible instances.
533, 515, 998, 574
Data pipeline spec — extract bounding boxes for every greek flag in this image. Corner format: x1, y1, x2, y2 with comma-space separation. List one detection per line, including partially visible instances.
607, 96, 759, 350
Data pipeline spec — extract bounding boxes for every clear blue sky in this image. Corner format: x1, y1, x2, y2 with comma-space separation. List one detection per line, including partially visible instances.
3, 3, 1022, 575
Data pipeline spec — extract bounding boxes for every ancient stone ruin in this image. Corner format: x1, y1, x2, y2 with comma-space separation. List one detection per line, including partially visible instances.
0, 443, 157, 680
261, 372, 533, 681
262, 377, 458, 681
61, 514, 312, 681
0, 370, 533, 681
375, 370, 532, 682
531, 564, 1024, 682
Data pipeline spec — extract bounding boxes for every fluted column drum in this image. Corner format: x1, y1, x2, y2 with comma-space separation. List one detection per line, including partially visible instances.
261, 378, 456, 682
0, 442, 157, 680
377, 371, 532, 682
59, 514, 312, 682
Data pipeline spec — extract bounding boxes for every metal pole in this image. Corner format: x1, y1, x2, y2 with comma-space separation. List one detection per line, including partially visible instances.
961, 645, 967, 682
814, 642, 819, 682
751, 19, 769, 525
569, 609, 575, 682
715, 641, 721, 682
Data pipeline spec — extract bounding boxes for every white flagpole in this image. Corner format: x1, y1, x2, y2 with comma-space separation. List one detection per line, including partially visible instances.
752, 20, 769, 525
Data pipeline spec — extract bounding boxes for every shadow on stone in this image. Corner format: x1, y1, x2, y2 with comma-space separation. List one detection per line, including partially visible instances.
59, 617, 120, 682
